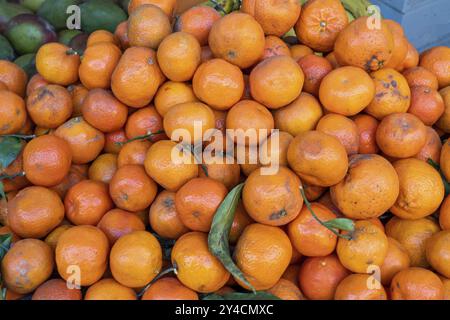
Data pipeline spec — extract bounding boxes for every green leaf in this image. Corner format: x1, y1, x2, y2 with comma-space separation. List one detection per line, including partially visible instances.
203, 291, 281, 301
0, 233, 12, 259
0, 181, 4, 200
324, 218, 355, 231
208, 183, 255, 292
0, 137, 22, 171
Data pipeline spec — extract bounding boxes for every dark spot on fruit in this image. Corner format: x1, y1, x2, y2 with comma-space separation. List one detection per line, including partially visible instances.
227, 51, 236, 59
193, 211, 200, 218
269, 209, 287, 220
163, 197, 175, 209
391, 80, 398, 88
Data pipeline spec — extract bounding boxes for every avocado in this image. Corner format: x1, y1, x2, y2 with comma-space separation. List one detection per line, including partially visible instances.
58, 29, 83, 46
37, 0, 81, 31
0, 34, 16, 61
14, 53, 37, 78
0, 0, 32, 32
5, 13, 57, 55
80, 0, 127, 33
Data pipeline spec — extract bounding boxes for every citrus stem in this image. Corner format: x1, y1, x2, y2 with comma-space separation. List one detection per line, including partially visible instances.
116, 130, 165, 146
137, 266, 177, 298
299, 186, 353, 240
0, 171, 25, 181
0, 134, 36, 140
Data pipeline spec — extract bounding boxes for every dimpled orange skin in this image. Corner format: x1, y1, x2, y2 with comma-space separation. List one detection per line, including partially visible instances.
241, 0, 301, 37
288, 203, 337, 257
208, 12, 265, 69
226, 100, 274, 146
79, 42, 122, 90
426, 230, 450, 278
234, 224, 292, 290
420, 46, 450, 88
297, 54, 333, 97
81, 89, 128, 133
391, 158, 444, 220
125, 106, 164, 141
154, 82, 198, 116
408, 86, 445, 126
163, 102, 215, 143
50, 164, 88, 198
337, 220, 389, 273
319, 66, 375, 116
440, 196, 450, 230
149, 190, 189, 240
23, 135, 72, 187
403, 66, 439, 90
267, 279, 305, 300
175, 178, 228, 232
1, 239, 54, 294
442, 140, 450, 181
331, 154, 400, 220
142, 277, 199, 300
414, 126, 442, 163
242, 167, 303, 226
261, 36, 291, 61
64, 180, 113, 226
111, 47, 163, 108
0, 60, 28, 96
384, 20, 409, 70
8, 186, 64, 239
380, 237, 411, 286
199, 157, 241, 191
68, 84, 88, 117
109, 165, 158, 212
128, 0, 176, 17
128, 4, 172, 49
258, 131, 294, 168
172, 232, 230, 293
85, 278, 137, 300
144, 140, 198, 191
26, 74, 48, 96
274, 92, 323, 137
157, 32, 201, 82
56, 225, 109, 286
287, 131, 348, 187
55, 117, 105, 164
115, 21, 129, 49
299, 254, 350, 300
437, 86, 450, 133
402, 41, 420, 70
376, 113, 427, 158
390, 267, 444, 300
98, 209, 145, 245
316, 113, 360, 155
26, 85, 73, 129
32, 279, 82, 300
117, 140, 151, 168
88, 153, 118, 183
353, 114, 379, 154
365, 68, 411, 120
386, 217, 440, 267
335, 274, 387, 300
193, 59, 245, 111
295, 0, 348, 52
334, 17, 394, 72
0, 90, 26, 135
110, 231, 162, 288
250, 56, 304, 109
44, 225, 72, 251
36, 43, 80, 86
174, 6, 221, 46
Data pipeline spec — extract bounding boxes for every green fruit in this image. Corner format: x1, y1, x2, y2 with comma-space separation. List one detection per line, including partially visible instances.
119, 0, 130, 13
0, 0, 32, 32
0, 34, 16, 61
58, 29, 83, 46
80, 0, 127, 33
5, 13, 57, 55
21, 0, 46, 12
14, 53, 37, 78
37, 0, 81, 31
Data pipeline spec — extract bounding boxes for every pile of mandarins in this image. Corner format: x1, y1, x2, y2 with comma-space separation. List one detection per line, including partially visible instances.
0, 0, 450, 301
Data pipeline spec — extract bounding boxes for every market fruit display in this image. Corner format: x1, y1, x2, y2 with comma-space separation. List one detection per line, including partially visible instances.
0, 0, 450, 301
